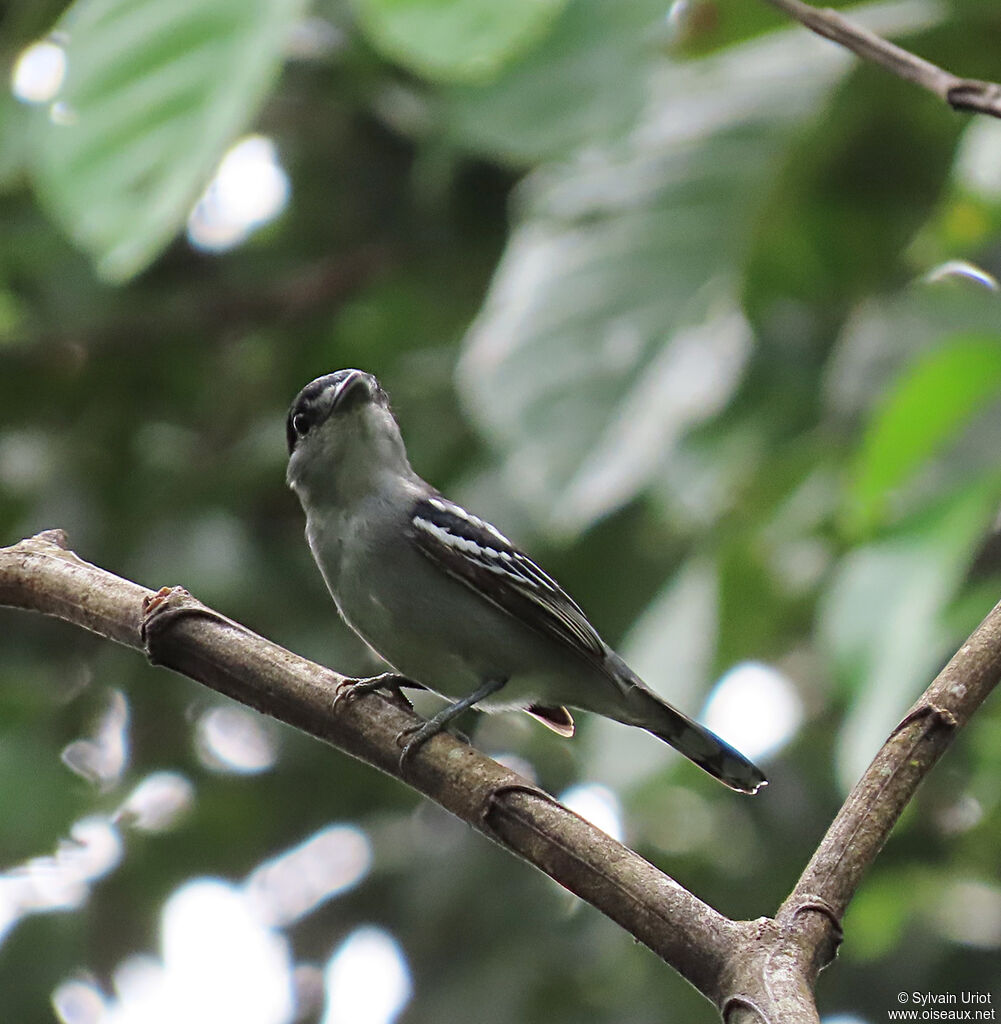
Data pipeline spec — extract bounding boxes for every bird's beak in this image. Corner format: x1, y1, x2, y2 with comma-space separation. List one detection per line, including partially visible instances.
329, 370, 371, 413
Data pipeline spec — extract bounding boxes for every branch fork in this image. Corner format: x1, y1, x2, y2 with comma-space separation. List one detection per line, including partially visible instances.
2, 531, 1000, 1022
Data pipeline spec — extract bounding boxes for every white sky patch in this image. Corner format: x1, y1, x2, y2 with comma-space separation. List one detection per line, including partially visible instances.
195, 705, 278, 774
322, 927, 412, 1024
558, 783, 624, 843
0, 816, 122, 949
51, 821, 379, 1024
89, 880, 294, 1024
11, 38, 66, 104
245, 824, 372, 928
187, 135, 290, 253
703, 661, 803, 761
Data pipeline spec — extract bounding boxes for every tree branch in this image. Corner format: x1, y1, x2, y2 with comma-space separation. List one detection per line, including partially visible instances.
762, 0, 1001, 118
778, 597, 1001, 984
3, 530, 999, 1022
0, 531, 739, 1003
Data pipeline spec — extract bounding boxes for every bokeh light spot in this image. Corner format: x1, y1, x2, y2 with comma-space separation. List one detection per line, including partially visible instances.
558, 783, 624, 843
245, 824, 372, 928
195, 705, 277, 774
187, 135, 290, 253
322, 927, 412, 1024
61, 690, 129, 789
85, 880, 294, 1024
923, 259, 999, 292
115, 772, 195, 833
11, 39, 66, 104
703, 661, 803, 760
934, 879, 1001, 949
0, 816, 122, 949
52, 978, 106, 1024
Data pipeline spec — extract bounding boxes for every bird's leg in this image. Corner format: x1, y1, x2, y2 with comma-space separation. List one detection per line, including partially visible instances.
397, 677, 507, 770
333, 672, 423, 713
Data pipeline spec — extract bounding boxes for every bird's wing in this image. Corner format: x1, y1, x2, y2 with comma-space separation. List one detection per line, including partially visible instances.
408, 494, 607, 665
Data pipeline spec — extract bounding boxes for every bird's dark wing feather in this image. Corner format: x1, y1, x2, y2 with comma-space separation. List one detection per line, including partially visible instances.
408, 494, 606, 664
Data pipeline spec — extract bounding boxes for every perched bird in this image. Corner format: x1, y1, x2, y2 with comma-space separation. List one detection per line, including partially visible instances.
286, 369, 766, 793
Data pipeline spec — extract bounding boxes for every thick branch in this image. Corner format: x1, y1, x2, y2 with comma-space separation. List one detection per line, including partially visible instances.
0, 531, 739, 1001
5, 530, 999, 1022
762, 0, 1001, 118
779, 597, 1001, 983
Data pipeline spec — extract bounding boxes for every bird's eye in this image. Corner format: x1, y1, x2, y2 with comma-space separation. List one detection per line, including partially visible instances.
292, 411, 312, 436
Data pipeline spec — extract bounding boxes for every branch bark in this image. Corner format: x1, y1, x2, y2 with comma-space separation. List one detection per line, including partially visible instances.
762, 0, 1001, 118
0, 531, 740, 1003
778, 607, 1001, 986
2, 530, 1000, 1021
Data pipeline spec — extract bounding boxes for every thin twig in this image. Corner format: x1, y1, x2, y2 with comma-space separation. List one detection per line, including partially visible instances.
763, 0, 1001, 118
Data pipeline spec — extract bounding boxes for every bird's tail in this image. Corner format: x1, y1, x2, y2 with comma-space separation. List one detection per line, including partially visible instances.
608, 656, 767, 794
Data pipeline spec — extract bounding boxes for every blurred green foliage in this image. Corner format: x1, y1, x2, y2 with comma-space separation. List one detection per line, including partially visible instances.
1, 0, 1001, 1021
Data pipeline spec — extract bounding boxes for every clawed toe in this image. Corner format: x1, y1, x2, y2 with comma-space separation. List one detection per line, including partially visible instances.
396, 722, 433, 771
332, 673, 414, 714
331, 680, 362, 713
395, 722, 472, 772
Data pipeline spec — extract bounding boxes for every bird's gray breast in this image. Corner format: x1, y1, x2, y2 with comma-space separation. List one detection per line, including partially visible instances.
305, 497, 607, 707
305, 501, 478, 694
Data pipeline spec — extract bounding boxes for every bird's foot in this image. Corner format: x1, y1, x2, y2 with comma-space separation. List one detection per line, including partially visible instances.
332, 672, 416, 713
393, 677, 504, 773
395, 721, 472, 772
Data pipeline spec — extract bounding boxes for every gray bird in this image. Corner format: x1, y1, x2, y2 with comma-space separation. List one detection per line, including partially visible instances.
286, 369, 766, 793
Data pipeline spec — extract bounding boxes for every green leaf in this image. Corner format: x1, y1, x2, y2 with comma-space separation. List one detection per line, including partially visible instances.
848, 335, 1001, 532
441, 0, 664, 164
29, 0, 307, 282
456, 24, 862, 534
826, 286, 1001, 421
352, 0, 569, 85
